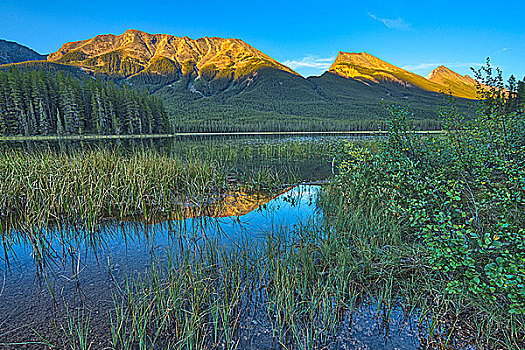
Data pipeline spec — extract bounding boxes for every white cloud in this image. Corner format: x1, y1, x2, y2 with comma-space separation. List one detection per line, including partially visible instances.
493, 47, 510, 55
283, 55, 335, 71
368, 13, 411, 31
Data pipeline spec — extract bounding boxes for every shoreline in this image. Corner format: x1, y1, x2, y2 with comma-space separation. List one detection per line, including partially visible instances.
0, 130, 445, 142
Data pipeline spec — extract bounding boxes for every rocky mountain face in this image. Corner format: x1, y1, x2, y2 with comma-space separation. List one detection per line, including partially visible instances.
0, 39, 46, 64
329, 52, 479, 99
426, 65, 479, 99
0, 33, 482, 129
43, 32, 481, 100
47, 29, 297, 93
1, 33, 483, 101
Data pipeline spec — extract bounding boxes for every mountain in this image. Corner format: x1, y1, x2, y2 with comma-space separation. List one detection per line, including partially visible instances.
426, 65, 479, 99
47, 29, 297, 94
329, 52, 478, 99
0, 33, 479, 132
0, 39, 46, 64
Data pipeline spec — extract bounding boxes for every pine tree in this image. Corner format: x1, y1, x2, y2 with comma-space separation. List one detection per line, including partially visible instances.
0, 68, 168, 136
518, 80, 525, 113
7, 69, 26, 135
0, 72, 8, 135
56, 108, 64, 135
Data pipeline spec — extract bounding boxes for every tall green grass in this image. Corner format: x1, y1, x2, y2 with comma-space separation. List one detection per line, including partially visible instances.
0, 148, 225, 233
102, 184, 477, 350
0, 139, 334, 233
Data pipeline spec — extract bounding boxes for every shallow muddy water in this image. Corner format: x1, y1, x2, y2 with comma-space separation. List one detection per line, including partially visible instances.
0, 185, 477, 349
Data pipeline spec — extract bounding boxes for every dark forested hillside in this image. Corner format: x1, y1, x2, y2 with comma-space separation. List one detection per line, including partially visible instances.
0, 39, 46, 65
0, 68, 169, 136
0, 62, 477, 133
158, 68, 472, 132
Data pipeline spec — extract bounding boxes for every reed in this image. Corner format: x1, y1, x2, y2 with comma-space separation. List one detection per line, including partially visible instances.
0, 136, 341, 234
60, 308, 93, 350
102, 183, 471, 350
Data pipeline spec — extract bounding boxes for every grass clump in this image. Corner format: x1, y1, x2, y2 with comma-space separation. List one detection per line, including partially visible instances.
0, 148, 225, 233
109, 239, 256, 350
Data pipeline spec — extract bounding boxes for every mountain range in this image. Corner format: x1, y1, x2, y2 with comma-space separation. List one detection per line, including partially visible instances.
330, 52, 478, 99
0, 30, 481, 130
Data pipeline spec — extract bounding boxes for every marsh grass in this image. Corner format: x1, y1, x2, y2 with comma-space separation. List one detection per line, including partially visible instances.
4, 181, 514, 349
0, 139, 329, 235
109, 238, 254, 350
4, 136, 519, 349
167, 137, 335, 163
0, 148, 224, 233
101, 184, 480, 350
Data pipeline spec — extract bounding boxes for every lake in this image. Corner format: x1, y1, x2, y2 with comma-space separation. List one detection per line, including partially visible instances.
0, 135, 475, 349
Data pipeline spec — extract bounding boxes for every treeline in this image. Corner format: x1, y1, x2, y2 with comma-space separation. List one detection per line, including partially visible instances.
0, 68, 169, 136
518, 80, 525, 111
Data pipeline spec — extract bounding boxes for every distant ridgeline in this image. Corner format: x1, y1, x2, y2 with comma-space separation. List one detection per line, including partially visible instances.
2, 30, 525, 133
0, 68, 169, 136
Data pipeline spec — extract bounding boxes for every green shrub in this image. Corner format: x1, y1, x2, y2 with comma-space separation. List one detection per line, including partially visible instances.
333, 64, 525, 314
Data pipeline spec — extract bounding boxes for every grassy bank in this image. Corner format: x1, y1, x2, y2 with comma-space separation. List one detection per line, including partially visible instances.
0, 137, 336, 233
2, 93, 524, 349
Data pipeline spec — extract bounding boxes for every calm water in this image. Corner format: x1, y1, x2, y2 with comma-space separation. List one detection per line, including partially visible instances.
0, 185, 475, 349
0, 136, 474, 349
0, 186, 320, 347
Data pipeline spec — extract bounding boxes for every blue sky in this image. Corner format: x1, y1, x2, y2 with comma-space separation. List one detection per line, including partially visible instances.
1, 0, 523, 79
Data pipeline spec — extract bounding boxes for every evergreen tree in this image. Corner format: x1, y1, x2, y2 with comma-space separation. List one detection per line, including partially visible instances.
0, 68, 168, 136
518, 80, 525, 112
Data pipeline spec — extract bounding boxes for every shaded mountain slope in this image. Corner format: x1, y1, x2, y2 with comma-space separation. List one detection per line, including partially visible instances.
0, 39, 46, 64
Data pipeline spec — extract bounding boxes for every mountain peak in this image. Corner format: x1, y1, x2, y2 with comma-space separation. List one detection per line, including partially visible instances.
47, 30, 298, 81
425, 65, 479, 99
329, 51, 438, 90
426, 65, 456, 79
124, 29, 145, 34
329, 52, 479, 99
331, 51, 395, 73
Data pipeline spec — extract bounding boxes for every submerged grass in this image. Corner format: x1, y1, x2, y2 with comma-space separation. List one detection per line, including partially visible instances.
99, 184, 477, 350
0, 138, 335, 234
